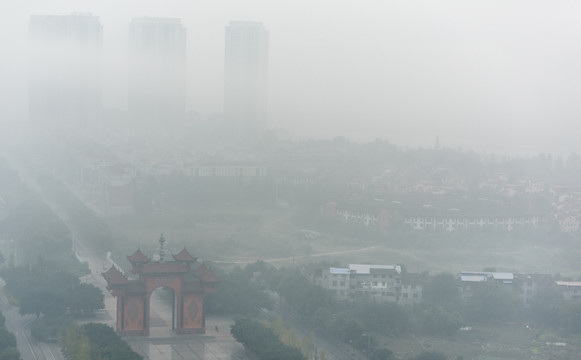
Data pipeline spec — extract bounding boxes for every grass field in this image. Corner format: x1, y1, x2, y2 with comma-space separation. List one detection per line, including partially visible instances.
104, 205, 581, 278
380, 323, 581, 360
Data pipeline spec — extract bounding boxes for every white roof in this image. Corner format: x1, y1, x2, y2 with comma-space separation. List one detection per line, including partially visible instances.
461, 274, 488, 282
460, 271, 514, 282
348, 264, 401, 275
329, 267, 350, 275
492, 272, 514, 281
556, 281, 581, 287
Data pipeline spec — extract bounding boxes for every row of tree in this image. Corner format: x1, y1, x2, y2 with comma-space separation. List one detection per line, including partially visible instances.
231, 318, 305, 360
211, 261, 581, 360
205, 265, 274, 315
266, 318, 320, 360
62, 323, 142, 360
0, 263, 104, 319
0, 157, 140, 359
37, 172, 113, 257
423, 273, 581, 334
0, 159, 84, 272
0, 313, 20, 360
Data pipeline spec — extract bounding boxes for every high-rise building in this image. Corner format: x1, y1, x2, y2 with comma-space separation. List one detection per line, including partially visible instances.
128, 17, 186, 135
29, 13, 102, 134
224, 21, 269, 143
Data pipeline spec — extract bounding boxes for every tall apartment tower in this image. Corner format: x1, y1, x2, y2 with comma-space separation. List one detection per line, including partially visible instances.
224, 21, 269, 143
128, 17, 186, 135
29, 13, 103, 134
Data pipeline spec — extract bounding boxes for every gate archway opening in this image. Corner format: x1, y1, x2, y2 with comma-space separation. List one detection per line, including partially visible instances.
148, 286, 178, 332
102, 234, 218, 336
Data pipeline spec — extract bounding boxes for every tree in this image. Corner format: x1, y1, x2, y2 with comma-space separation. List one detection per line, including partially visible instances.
0, 328, 16, 349
421, 307, 463, 336
205, 270, 273, 315
370, 347, 393, 360
68, 283, 105, 315
0, 347, 20, 360
558, 302, 581, 333
311, 307, 333, 334
414, 351, 447, 360
81, 323, 143, 360
465, 282, 523, 323
422, 274, 461, 311
528, 285, 563, 328
231, 319, 305, 360
19, 291, 66, 318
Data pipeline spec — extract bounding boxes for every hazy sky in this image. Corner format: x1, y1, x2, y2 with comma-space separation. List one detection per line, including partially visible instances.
2, 1, 580, 156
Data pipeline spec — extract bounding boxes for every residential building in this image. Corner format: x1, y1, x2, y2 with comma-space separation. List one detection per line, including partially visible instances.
224, 21, 268, 143
315, 267, 351, 300
309, 263, 422, 305
459, 271, 561, 307
400, 273, 424, 305
185, 161, 267, 182
128, 17, 186, 135
515, 273, 555, 306
458, 271, 515, 299
403, 214, 540, 231
29, 13, 102, 133
556, 281, 581, 303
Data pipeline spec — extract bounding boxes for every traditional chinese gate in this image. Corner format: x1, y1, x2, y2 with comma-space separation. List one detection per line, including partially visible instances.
102, 235, 218, 336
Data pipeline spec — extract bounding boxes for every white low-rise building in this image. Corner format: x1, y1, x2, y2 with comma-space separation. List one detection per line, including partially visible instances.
310, 263, 423, 305
556, 281, 581, 302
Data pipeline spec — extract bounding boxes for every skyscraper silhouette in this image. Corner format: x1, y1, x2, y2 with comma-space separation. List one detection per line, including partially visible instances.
29, 13, 102, 134
128, 17, 186, 136
224, 21, 269, 143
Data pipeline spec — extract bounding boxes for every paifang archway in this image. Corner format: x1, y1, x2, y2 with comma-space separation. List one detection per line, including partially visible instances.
102, 236, 218, 336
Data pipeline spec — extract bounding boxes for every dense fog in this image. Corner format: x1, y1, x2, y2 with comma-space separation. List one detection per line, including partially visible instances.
2, 1, 581, 154
1, 2, 581, 360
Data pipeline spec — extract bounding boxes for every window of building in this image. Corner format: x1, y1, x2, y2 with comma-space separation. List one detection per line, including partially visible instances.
340, 281, 345, 286
332, 281, 337, 287
413, 293, 418, 298
372, 281, 378, 286
403, 293, 409, 298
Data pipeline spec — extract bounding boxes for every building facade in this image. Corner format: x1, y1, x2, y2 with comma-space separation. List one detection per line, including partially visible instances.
128, 17, 186, 135
403, 214, 540, 231
29, 13, 102, 134
310, 264, 423, 305
224, 21, 269, 143
556, 281, 581, 303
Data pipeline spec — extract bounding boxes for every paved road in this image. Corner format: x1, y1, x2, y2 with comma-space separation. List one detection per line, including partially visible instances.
4, 152, 252, 360
3, 151, 359, 360
0, 278, 66, 360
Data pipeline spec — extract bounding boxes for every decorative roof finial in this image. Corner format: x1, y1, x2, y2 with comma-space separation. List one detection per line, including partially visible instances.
158, 233, 166, 262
